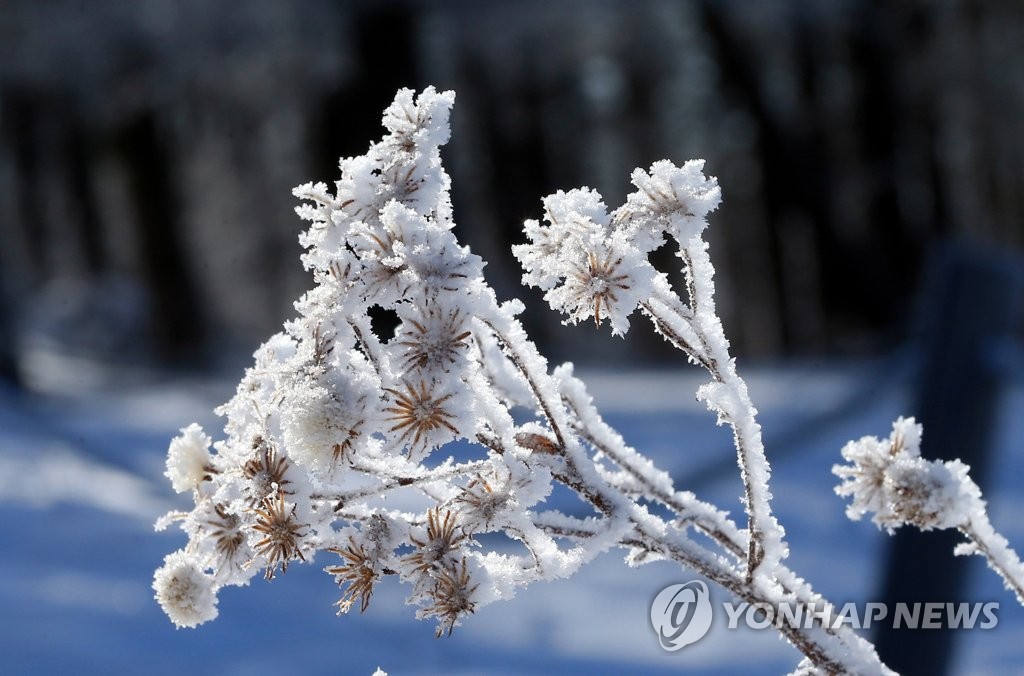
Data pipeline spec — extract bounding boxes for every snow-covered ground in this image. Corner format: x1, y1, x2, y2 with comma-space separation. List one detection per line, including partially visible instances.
1, 356, 1021, 675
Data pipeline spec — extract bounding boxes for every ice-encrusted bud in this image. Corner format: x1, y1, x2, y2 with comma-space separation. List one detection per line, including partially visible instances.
165, 424, 213, 494
153, 550, 219, 628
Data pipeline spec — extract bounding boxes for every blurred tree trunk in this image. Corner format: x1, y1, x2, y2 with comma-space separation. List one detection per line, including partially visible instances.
112, 110, 205, 361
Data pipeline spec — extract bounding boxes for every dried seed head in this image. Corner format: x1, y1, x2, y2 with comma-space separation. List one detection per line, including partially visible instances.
326, 537, 378, 614
424, 558, 478, 638
251, 493, 307, 580
397, 307, 471, 373
243, 436, 292, 507
153, 551, 219, 629
205, 503, 245, 569
166, 424, 215, 494
456, 474, 512, 530
406, 509, 467, 574
384, 380, 460, 452
572, 250, 631, 328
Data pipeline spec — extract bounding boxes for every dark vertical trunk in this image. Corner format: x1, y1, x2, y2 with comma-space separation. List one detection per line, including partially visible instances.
4, 87, 48, 278
67, 121, 104, 274
113, 110, 205, 360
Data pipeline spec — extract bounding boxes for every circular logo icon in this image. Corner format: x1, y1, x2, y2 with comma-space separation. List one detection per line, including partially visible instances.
650, 580, 714, 651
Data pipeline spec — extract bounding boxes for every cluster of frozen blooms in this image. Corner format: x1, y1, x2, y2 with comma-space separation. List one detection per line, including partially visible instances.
153, 88, 1022, 674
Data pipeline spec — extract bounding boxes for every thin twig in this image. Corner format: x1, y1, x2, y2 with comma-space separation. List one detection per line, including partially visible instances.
313, 459, 490, 510
479, 318, 567, 450
960, 520, 1024, 604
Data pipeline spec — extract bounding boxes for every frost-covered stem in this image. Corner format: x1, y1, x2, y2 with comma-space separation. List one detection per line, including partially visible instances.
959, 518, 1024, 605
532, 515, 874, 673
312, 459, 491, 509
631, 530, 858, 674
673, 243, 785, 579
532, 507, 853, 672
531, 518, 864, 672
561, 390, 745, 560
638, 298, 712, 370
478, 317, 568, 452
488, 319, 884, 672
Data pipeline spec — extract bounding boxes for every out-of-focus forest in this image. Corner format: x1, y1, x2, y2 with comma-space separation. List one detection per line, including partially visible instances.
2, 0, 1023, 387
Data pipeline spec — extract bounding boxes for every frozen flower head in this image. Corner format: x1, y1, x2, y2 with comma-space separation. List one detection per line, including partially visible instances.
153, 550, 219, 628
515, 190, 656, 337
834, 417, 971, 532
621, 159, 721, 249
252, 493, 308, 579
883, 457, 968, 531
396, 305, 472, 375
165, 424, 213, 494
545, 230, 655, 336
833, 417, 918, 520
515, 165, 722, 337
281, 374, 370, 474
382, 87, 455, 155
515, 188, 610, 291
383, 379, 468, 461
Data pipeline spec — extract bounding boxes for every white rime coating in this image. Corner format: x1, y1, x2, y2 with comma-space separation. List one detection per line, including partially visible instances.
165, 423, 212, 494
834, 417, 970, 532
153, 550, 219, 628
149, 87, 1024, 674
835, 418, 1024, 605
518, 158, 786, 576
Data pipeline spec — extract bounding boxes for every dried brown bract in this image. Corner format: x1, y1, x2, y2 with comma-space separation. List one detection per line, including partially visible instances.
425, 558, 478, 638
514, 431, 561, 455
251, 493, 307, 580
310, 325, 335, 370
406, 509, 467, 574
326, 537, 378, 614
243, 436, 292, 506
384, 380, 459, 451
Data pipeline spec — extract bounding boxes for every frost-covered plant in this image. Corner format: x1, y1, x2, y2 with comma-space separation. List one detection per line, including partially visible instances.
153, 88, 1021, 674
834, 418, 1024, 605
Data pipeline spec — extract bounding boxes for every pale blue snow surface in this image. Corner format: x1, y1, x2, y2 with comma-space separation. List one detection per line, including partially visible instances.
1, 358, 1021, 675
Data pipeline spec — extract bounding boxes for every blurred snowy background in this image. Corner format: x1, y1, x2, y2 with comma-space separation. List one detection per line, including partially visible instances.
1, 1, 1023, 674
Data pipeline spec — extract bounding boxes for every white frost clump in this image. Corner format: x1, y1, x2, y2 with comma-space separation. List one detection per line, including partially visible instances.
835, 418, 1024, 605
153, 550, 219, 628
513, 161, 720, 337
165, 424, 212, 494
834, 417, 974, 531
624, 159, 722, 249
